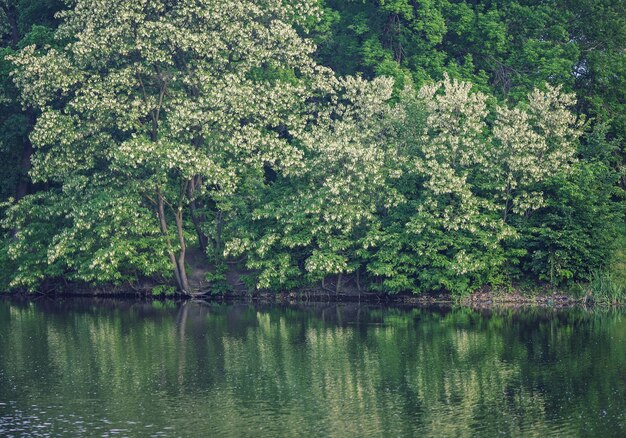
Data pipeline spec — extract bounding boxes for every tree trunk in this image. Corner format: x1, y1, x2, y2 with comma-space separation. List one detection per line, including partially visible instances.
215, 210, 224, 262
336, 272, 342, 294
174, 208, 191, 292
503, 182, 512, 223
188, 176, 208, 252
15, 132, 34, 201
189, 204, 207, 252
157, 191, 188, 293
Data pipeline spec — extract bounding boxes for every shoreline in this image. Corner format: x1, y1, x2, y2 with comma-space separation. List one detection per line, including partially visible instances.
1, 286, 611, 309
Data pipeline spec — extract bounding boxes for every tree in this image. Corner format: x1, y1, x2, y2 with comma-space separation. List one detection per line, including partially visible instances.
1, 0, 620, 295
5, 0, 332, 293
366, 76, 582, 294
226, 75, 399, 291
489, 85, 583, 222
0, 0, 63, 206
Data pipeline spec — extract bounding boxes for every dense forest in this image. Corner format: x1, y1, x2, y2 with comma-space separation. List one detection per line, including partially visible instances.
0, 0, 624, 297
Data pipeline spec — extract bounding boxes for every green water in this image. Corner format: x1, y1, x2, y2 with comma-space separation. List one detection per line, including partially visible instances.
1, 299, 626, 436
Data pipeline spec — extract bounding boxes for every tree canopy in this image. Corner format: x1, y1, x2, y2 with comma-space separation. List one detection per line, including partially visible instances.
1, 0, 624, 296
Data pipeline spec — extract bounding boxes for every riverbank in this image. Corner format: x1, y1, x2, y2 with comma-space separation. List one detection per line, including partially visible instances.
2, 283, 610, 309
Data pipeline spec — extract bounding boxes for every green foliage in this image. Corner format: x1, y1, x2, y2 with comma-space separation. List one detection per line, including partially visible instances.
2, 184, 172, 291
0, 0, 624, 297
229, 75, 399, 291
204, 263, 231, 295
517, 162, 624, 285
2, 0, 336, 293
1, 1, 62, 221
151, 284, 175, 297
363, 77, 582, 295
582, 271, 626, 304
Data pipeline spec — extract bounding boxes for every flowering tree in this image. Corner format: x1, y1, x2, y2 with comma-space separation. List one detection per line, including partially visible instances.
6, 0, 331, 292
225, 75, 400, 290
490, 86, 583, 222
2, 0, 586, 294
366, 76, 582, 294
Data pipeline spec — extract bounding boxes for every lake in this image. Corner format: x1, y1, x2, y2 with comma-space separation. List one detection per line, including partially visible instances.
1, 298, 626, 436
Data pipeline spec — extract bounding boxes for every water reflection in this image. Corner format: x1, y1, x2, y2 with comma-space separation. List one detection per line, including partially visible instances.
1, 298, 625, 436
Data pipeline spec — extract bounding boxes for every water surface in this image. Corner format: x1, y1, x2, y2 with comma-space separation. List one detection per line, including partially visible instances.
1, 298, 626, 436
